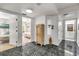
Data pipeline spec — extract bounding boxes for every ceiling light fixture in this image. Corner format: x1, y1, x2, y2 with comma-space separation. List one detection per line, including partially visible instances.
26, 9, 33, 13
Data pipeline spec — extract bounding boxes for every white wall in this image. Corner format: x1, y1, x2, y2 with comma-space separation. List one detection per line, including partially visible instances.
77, 11, 79, 47
46, 16, 59, 46
16, 15, 22, 46
31, 18, 35, 42
58, 15, 63, 42
77, 20, 79, 46
35, 16, 46, 25
9, 16, 18, 46
9, 14, 22, 47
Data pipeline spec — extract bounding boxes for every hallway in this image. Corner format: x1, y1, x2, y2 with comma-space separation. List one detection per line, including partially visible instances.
0, 3, 79, 56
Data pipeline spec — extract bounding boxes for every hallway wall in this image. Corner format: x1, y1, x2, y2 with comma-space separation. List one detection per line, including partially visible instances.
77, 11, 79, 47
46, 16, 59, 45
9, 16, 18, 46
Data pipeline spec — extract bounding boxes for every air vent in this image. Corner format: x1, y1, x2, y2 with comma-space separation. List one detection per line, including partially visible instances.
63, 13, 73, 17
22, 13, 27, 15
63, 13, 68, 16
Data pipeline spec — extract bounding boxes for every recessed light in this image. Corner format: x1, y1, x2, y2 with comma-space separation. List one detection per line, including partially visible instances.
26, 9, 33, 13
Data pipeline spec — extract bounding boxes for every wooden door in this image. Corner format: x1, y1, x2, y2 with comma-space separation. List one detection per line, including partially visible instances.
36, 24, 44, 45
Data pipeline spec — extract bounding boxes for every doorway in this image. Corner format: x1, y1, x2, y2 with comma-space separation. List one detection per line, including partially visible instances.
0, 12, 17, 52
22, 17, 31, 46
64, 19, 77, 56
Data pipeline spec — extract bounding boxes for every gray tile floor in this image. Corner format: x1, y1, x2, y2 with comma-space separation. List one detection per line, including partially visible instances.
22, 42, 64, 56
77, 45, 79, 56
0, 40, 79, 56
0, 42, 64, 56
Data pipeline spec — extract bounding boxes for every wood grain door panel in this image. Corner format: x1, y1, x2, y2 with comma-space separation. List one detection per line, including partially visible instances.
36, 24, 44, 45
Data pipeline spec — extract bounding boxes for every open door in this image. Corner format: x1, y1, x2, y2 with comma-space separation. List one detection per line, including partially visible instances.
22, 17, 31, 46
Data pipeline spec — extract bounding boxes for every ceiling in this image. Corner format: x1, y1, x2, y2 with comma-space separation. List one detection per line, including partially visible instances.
0, 3, 79, 18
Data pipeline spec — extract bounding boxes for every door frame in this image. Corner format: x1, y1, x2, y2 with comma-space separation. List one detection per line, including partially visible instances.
22, 17, 32, 46
63, 18, 77, 56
